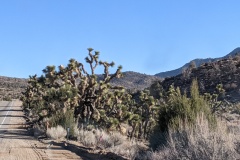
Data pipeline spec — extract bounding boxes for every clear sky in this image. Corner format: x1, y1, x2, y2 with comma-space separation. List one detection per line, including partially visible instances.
0, 1, 240, 78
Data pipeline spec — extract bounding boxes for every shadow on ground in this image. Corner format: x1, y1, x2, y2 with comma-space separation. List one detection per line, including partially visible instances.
50, 141, 128, 160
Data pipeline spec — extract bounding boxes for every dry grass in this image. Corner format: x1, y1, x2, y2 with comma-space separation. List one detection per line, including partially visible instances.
46, 125, 67, 140
145, 114, 240, 160
77, 129, 96, 147
108, 139, 146, 160
76, 128, 125, 148
74, 113, 240, 160
75, 127, 146, 159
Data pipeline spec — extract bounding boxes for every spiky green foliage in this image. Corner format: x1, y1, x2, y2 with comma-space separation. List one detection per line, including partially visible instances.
149, 79, 217, 150
158, 79, 216, 132
21, 49, 135, 133
130, 90, 159, 139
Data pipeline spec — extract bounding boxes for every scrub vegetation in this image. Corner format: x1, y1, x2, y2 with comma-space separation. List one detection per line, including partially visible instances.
21, 49, 240, 159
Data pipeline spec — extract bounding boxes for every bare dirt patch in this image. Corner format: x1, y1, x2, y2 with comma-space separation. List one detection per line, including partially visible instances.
0, 100, 82, 160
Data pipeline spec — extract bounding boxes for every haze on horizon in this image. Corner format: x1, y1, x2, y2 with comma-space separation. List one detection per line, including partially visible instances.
0, 1, 240, 78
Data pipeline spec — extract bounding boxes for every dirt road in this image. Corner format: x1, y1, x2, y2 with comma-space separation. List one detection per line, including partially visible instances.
0, 100, 82, 160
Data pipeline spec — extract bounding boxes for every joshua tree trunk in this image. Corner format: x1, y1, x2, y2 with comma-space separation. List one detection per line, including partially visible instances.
143, 119, 149, 139
138, 123, 143, 139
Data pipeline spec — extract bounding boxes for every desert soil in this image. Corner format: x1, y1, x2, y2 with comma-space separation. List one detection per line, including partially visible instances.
0, 100, 82, 160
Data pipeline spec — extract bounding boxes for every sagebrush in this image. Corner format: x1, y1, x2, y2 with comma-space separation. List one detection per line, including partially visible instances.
46, 125, 67, 140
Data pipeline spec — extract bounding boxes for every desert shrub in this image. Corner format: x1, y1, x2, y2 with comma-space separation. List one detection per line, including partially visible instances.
150, 79, 216, 150
145, 114, 240, 160
94, 129, 112, 148
109, 132, 126, 146
108, 140, 145, 160
159, 79, 215, 132
49, 109, 76, 138
75, 127, 145, 159
46, 125, 67, 140
77, 129, 97, 147
76, 128, 126, 149
96, 130, 127, 149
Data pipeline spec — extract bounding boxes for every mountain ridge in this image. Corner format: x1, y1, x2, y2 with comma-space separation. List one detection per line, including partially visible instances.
155, 47, 240, 78
156, 53, 240, 103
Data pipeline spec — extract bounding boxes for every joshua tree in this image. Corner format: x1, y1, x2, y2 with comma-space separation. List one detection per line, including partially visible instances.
22, 48, 164, 139
21, 48, 133, 132
126, 90, 159, 139
138, 90, 159, 139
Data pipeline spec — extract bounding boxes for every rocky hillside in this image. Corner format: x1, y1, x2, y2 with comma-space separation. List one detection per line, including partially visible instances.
158, 54, 240, 103
99, 71, 162, 91
155, 47, 240, 78
97, 71, 161, 91
0, 76, 28, 100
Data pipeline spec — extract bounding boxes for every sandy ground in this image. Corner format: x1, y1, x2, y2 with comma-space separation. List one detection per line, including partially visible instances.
0, 100, 82, 160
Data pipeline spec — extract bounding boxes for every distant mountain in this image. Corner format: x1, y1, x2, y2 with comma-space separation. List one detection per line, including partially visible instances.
112, 71, 161, 90
99, 71, 162, 91
155, 47, 240, 78
158, 54, 240, 103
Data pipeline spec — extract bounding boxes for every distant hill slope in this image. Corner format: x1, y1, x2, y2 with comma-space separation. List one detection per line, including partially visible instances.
155, 47, 240, 78
158, 54, 240, 103
109, 71, 162, 91
0, 76, 27, 100
98, 71, 161, 91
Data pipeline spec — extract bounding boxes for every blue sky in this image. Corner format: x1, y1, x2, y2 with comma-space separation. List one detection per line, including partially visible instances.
0, 1, 240, 78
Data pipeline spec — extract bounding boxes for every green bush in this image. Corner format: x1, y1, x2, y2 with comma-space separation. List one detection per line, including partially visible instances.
159, 80, 215, 132
150, 79, 216, 150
